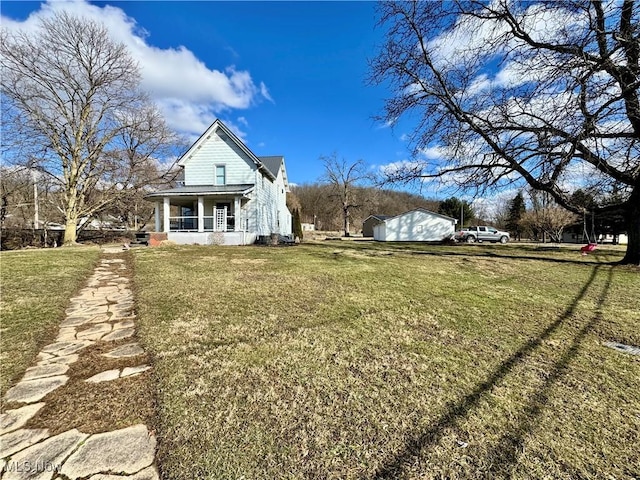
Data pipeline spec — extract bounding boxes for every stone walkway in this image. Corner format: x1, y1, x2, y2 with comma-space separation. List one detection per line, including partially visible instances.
1, 247, 158, 479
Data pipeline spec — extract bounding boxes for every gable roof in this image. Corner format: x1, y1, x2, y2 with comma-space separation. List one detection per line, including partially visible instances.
364, 214, 392, 222
258, 155, 290, 191
177, 119, 276, 181
258, 156, 283, 178
382, 207, 457, 223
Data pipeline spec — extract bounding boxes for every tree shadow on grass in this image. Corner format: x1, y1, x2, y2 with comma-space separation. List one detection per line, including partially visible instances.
372, 264, 608, 478
408, 247, 619, 266
309, 241, 620, 266
482, 266, 614, 478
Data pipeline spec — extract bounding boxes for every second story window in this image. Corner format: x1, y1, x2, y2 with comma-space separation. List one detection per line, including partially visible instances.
216, 165, 226, 185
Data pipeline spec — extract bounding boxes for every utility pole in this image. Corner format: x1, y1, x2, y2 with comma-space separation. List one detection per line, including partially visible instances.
460, 204, 464, 228
32, 168, 39, 229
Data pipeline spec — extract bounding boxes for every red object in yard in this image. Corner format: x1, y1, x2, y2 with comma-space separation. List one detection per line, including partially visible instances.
149, 232, 168, 247
580, 243, 597, 255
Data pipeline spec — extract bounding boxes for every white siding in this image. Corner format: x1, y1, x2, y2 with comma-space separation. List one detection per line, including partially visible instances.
373, 223, 386, 240
374, 210, 455, 242
253, 169, 278, 236
274, 164, 292, 235
183, 131, 255, 186
246, 165, 292, 237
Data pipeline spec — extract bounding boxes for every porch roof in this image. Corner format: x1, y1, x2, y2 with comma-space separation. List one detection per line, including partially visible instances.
144, 184, 254, 199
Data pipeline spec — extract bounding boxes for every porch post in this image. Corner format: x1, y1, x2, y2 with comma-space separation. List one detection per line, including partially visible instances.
154, 202, 161, 232
163, 197, 170, 233
197, 196, 204, 233
234, 196, 241, 231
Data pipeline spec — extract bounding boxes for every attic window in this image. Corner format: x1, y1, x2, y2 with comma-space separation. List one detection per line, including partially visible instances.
216, 165, 226, 185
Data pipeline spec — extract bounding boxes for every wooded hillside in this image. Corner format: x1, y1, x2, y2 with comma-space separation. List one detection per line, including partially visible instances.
288, 183, 440, 233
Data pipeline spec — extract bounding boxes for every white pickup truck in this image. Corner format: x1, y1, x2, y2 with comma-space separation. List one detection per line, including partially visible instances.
455, 226, 510, 244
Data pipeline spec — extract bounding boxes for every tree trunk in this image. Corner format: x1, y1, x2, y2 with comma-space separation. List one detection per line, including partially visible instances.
63, 216, 78, 244
620, 185, 640, 265
343, 208, 350, 237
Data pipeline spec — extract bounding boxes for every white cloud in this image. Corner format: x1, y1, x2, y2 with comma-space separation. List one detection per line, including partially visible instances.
430, 2, 590, 98
156, 100, 216, 141
418, 146, 446, 160
378, 159, 428, 179
1, 0, 271, 139
219, 119, 248, 142
259, 82, 274, 103
376, 118, 398, 130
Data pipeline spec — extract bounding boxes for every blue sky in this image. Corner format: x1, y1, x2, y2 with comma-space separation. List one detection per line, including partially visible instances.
2, 1, 417, 190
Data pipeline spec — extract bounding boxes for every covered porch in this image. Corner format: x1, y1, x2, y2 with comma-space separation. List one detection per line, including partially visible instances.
144, 185, 255, 245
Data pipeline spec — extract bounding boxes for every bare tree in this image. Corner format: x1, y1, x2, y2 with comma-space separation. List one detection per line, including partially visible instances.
291, 183, 339, 230
371, 1, 640, 264
0, 166, 65, 228
522, 191, 578, 242
1, 12, 179, 244
322, 154, 368, 236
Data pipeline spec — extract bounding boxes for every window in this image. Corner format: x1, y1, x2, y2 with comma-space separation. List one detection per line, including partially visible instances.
215, 165, 226, 185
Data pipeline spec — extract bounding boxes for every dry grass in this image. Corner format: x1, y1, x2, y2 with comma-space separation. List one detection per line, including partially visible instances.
27, 370, 155, 436
132, 242, 640, 479
0, 246, 100, 399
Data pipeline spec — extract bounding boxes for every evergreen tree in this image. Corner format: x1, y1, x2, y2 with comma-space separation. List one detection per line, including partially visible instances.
292, 208, 303, 242
438, 197, 474, 226
506, 192, 526, 241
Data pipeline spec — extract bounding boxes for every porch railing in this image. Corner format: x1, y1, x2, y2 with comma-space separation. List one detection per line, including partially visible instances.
169, 213, 235, 232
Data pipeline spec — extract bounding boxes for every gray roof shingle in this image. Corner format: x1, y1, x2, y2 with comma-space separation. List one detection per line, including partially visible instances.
258, 156, 283, 178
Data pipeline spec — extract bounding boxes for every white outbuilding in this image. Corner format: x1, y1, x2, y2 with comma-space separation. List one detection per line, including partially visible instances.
373, 208, 457, 242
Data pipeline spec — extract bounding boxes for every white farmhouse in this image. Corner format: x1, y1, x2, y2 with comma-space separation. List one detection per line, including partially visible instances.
373, 208, 457, 242
145, 119, 291, 245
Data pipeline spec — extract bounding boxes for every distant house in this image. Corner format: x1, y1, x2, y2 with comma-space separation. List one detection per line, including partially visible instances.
362, 214, 391, 237
561, 225, 628, 245
373, 208, 457, 242
301, 223, 315, 232
145, 119, 291, 245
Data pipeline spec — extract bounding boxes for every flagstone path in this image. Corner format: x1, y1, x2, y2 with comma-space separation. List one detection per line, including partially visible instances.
0, 247, 159, 479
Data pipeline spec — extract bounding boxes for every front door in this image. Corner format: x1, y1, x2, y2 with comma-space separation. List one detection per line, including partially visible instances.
216, 202, 232, 231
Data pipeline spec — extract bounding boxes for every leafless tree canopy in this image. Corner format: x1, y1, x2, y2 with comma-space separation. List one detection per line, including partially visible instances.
521, 191, 578, 243
371, 0, 640, 263
322, 154, 369, 236
1, 12, 180, 243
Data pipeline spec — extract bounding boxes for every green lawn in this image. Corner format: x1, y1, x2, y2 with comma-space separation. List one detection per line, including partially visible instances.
0, 247, 100, 399
133, 242, 639, 479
